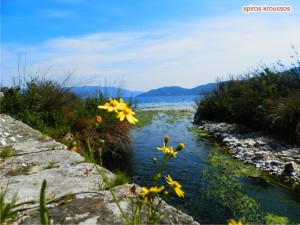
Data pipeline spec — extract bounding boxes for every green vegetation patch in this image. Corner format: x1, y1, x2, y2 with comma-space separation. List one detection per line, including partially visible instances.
1, 78, 135, 164
163, 111, 192, 124
189, 126, 213, 139
265, 213, 290, 225
202, 148, 263, 223
194, 52, 300, 145
135, 110, 193, 128
197, 126, 295, 223
134, 110, 160, 128
111, 170, 130, 187
0, 146, 16, 160
0, 187, 18, 225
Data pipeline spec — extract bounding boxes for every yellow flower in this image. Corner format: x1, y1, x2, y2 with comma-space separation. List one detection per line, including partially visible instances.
98, 98, 120, 113
118, 98, 127, 108
116, 105, 138, 124
139, 186, 165, 196
165, 175, 184, 198
174, 187, 184, 198
157, 143, 177, 158
165, 175, 182, 188
228, 219, 243, 225
95, 115, 102, 124
68, 146, 77, 152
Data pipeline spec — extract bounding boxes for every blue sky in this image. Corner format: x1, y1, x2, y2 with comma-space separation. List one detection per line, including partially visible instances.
1, 0, 300, 91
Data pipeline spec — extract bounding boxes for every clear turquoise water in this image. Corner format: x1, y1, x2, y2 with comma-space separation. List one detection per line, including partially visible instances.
124, 112, 300, 224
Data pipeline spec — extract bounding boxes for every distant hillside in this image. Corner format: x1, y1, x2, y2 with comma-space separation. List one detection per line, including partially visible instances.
137, 83, 216, 97
70, 86, 144, 99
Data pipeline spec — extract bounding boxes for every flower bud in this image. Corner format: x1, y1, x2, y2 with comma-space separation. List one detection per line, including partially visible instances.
99, 140, 105, 148
153, 173, 161, 181
95, 115, 102, 123
164, 135, 170, 144
152, 157, 157, 164
176, 143, 185, 151
69, 140, 77, 147
163, 191, 169, 196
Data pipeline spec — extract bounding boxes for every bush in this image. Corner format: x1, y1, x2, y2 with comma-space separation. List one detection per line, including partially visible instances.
268, 92, 300, 144
194, 62, 300, 145
1, 77, 134, 164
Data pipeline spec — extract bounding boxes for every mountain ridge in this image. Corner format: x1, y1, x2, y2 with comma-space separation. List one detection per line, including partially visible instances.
70, 86, 144, 98
137, 83, 216, 97
69, 83, 217, 99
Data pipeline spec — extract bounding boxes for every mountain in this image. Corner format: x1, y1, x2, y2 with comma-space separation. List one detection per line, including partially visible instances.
69, 86, 144, 99
137, 83, 216, 97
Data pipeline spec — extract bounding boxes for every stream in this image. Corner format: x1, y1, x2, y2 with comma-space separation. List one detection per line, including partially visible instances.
124, 111, 300, 224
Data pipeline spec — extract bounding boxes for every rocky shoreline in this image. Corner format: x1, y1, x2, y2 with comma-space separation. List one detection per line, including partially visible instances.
199, 120, 300, 184
0, 114, 199, 224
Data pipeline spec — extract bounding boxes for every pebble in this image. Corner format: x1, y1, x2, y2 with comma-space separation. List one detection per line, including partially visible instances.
199, 121, 300, 184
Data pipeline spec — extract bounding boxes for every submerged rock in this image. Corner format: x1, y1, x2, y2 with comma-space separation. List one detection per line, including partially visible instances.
284, 162, 297, 176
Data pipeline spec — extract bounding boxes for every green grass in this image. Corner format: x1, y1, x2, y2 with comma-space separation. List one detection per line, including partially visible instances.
97, 170, 130, 191
0, 186, 18, 225
111, 170, 130, 186
0, 146, 16, 160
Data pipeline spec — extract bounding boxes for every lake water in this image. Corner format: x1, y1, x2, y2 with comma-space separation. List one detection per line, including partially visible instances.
121, 95, 300, 224
128, 95, 199, 110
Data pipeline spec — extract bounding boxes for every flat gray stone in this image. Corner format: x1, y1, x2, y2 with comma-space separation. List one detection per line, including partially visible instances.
2, 163, 114, 205
15, 184, 199, 225
1, 149, 84, 177
0, 114, 199, 224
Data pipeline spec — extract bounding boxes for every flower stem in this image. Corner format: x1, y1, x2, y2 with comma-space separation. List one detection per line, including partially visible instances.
86, 139, 131, 224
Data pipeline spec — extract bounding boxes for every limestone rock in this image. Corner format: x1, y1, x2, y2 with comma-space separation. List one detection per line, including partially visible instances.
0, 114, 199, 224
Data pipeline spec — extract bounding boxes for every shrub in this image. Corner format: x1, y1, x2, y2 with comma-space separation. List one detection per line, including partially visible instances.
194, 60, 300, 145
268, 92, 300, 144
1, 77, 135, 165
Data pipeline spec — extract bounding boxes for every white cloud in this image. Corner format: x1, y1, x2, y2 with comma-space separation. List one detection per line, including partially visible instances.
1, 11, 300, 91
